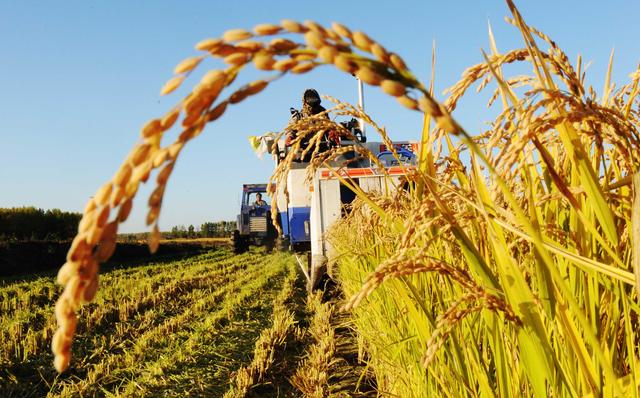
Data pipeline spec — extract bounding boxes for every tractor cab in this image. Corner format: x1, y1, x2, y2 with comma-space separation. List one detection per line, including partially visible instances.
233, 184, 277, 253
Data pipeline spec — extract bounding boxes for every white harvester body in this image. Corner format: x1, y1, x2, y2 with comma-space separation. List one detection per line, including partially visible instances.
307, 165, 410, 289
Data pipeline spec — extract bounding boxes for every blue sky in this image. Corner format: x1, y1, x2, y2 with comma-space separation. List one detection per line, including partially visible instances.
1, 0, 638, 233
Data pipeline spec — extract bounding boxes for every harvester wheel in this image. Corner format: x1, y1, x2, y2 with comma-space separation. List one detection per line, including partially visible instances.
276, 237, 289, 252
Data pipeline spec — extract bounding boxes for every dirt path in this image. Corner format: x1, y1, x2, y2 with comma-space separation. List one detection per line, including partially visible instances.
231, 275, 377, 397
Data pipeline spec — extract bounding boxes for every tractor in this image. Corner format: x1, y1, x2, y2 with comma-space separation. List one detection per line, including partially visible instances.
232, 184, 278, 253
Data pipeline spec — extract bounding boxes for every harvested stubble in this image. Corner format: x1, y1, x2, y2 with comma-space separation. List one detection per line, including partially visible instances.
51, 17, 440, 372
2, 250, 276, 395
290, 292, 337, 398
79, 253, 292, 397
224, 257, 300, 397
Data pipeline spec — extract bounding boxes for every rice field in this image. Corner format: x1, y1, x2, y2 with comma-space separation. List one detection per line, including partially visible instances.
22, 0, 638, 396
1, 249, 294, 397
1, 248, 372, 397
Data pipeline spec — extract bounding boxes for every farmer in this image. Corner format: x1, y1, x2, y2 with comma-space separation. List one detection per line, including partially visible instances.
254, 193, 267, 207
285, 88, 329, 147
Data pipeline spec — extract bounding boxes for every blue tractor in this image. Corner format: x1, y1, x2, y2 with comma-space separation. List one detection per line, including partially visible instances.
232, 184, 278, 254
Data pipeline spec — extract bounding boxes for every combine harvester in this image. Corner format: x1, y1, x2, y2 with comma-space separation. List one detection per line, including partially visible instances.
261, 84, 417, 290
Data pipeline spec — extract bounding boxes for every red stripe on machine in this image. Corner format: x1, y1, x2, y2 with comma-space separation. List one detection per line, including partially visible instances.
320, 166, 410, 179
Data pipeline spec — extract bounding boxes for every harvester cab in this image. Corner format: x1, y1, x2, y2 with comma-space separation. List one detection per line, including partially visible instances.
232, 184, 277, 253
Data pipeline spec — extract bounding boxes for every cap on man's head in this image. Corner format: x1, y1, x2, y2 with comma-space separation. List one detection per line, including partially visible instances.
303, 89, 321, 106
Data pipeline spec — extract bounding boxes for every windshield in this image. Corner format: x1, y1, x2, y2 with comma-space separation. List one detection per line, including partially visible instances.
246, 192, 270, 206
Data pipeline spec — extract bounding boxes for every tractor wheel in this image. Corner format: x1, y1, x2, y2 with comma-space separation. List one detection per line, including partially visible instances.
264, 239, 275, 253
233, 230, 246, 254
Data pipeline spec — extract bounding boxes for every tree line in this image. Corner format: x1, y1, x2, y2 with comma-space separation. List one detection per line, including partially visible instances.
168, 221, 235, 239
117, 221, 235, 242
0, 207, 234, 242
0, 207, 82, 241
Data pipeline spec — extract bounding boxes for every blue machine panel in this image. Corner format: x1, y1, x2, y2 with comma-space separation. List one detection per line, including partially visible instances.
288, 207, 310, 243
279, 211, 289, 238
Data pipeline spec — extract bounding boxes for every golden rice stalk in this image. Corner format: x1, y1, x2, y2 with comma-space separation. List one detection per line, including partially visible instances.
200, 69, 227, 88
273, 58, 298, 71
67, 235, 89, 263
152, 148, 169, 168
174, 56, 204, 74
380, 79, 406, 96
141, 119, 163, 138
161, 108, 181, 131
293, 52, 316, 61
352, 31, 374, 52
160, 75, 185, 95
146, 205, 160, 226
397, 95, 418, 110
371, 43, 390, 63
207, 100, 228, 121
245, 80, 269, 96
95, 205, 110, 228
83, 198, 97, 214
235, 40, 263, 52
195, 38, 222, 51
113, 164, 132, 187
86, 223, 102, 247
389, 53, 408, 71
156, 162, 174, 185
223, 28, 253, 42
318, 46, 338, 63
304, 31, 326, 49
253, 23, 282, 36
355, 66, 382, 86
210, 44, 236, 57
291, 62, 316, 74
331, 22, 352, 39
83, 275, 99, 302
223, 53, 251, 66
129, 144, 151, 166
117, 199, 133, 222
269, 38, 299, 52
57, 261, 78, 285
94, 183, 113, 206
167, 142, 184, 159
253, 53, 276, 70
304, 20, 327, 35
148, 224, 161, 254
110, 186, 125, 207
281, 19, 307, 33
334, 54, 357, 73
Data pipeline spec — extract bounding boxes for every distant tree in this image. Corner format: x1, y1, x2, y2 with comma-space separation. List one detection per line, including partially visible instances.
0, 207, 81, 241
177, 225, 187, 238
170, 226, 180, 239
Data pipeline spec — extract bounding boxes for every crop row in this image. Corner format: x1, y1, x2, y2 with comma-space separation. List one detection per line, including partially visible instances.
47, 252, 288, 397
1, 249, 283, 397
